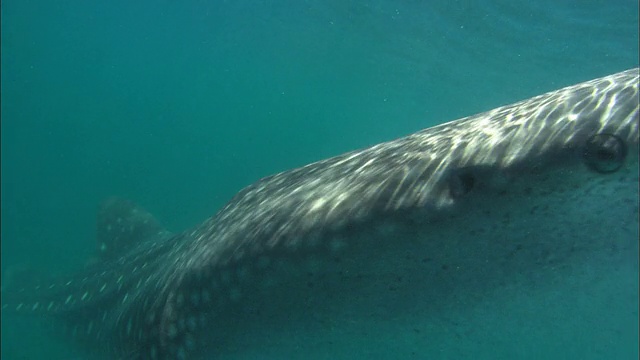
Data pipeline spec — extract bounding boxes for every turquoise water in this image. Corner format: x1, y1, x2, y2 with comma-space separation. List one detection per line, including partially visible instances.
1, 0, 638, 359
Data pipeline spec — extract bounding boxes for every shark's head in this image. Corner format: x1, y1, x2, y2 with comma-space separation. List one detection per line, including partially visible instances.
2, 69, 638, 359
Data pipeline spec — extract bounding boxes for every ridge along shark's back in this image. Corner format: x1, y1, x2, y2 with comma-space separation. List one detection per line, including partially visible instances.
2, 68, 638, 360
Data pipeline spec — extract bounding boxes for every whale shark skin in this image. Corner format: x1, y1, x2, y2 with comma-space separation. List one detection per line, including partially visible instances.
2, 68, 639, 359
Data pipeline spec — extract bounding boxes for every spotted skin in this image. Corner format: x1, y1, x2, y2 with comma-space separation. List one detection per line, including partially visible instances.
2, 69, 639, 359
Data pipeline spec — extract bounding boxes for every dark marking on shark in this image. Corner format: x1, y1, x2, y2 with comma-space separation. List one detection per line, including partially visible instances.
2, 69, 639, 359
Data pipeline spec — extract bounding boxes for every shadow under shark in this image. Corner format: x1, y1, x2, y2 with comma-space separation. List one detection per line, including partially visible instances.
2, 68, 639, 359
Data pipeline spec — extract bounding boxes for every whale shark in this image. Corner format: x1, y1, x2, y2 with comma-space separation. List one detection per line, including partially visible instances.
2, 68, 638, 359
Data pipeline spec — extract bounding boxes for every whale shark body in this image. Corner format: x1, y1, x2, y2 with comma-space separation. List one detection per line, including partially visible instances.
2, 69, 639, 359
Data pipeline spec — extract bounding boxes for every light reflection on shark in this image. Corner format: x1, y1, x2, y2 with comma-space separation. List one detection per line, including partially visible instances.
2, 69, 638, 359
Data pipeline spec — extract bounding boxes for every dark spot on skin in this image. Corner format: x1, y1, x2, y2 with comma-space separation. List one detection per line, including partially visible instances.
449, 171, 475, 198
583, 133, 627, 174
441, 264, 449, 270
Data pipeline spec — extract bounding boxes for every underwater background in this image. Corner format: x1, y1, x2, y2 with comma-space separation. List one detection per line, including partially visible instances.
1, 0, 638, 359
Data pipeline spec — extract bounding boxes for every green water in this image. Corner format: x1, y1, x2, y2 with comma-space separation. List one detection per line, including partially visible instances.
1, 0, 638, 359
